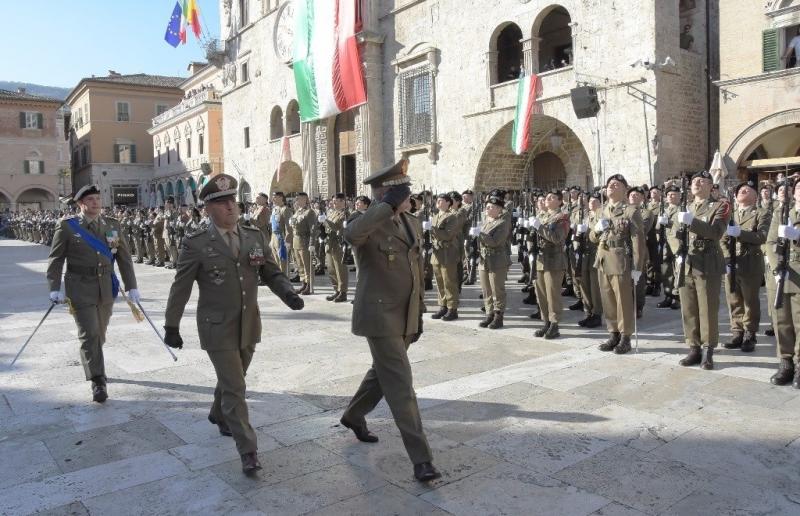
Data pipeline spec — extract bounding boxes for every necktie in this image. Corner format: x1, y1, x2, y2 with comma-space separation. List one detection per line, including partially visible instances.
227, 230, 239, 256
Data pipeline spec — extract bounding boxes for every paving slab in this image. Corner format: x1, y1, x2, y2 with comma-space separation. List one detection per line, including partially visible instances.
307, 484, 449, 515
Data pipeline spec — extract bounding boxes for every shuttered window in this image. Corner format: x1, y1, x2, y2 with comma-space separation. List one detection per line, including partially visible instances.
114, 144, 137, 164
763, 29, 780, 73
20, 112, 43, 129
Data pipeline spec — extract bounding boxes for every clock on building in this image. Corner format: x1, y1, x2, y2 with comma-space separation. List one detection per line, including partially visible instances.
273, 1, 295, 62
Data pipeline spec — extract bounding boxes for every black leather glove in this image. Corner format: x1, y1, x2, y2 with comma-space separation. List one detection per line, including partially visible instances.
163, 326, 183, 349
381, 184, 412, 210
410, 312, 423, 343
285, 292, 305, 310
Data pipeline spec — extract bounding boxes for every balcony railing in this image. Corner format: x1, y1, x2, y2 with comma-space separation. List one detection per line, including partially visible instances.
152, 89, 221, 127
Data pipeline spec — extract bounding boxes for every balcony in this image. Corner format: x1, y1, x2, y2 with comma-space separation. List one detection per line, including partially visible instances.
151, 89, 221, 128
489, 66, 574, 110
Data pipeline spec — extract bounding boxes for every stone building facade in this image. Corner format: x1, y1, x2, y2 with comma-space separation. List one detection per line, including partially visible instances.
65, 73, 184, 207
0, 89, 68, 211
218, 0, 715, 198
147, 62, 225, 207
717, 0, 800, 182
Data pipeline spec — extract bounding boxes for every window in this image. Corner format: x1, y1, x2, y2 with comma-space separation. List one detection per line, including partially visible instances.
186, 137, 192, 158
84, 103, 89, 123
157, 152, 161, 167
176, 141, 181, 161
286, 100, 300, 135
156, 104, 169, 115
765, 24, 800, 71
536, 7, 573, 72
114, 144, 137, 164
167, 147, 171, 164
24, 160, 44, 174
198, 134, 204, 154
80, 146, 89, 166
239, 0, 249, 27
241, 62, 249, 83
244, 126, 250, 148
495, 24, 524, 82
270, 106, 284, 140
20, 112, 43, 129
398, 66, 433, 147
116, 102, 130, 122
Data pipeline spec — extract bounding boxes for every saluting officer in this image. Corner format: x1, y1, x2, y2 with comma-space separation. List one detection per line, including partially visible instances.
675, 170, 731, 370
323, 193, 349, 302
427, 193, 461, 321
592, 174, 647, 355
340, 159, 441, 483
478, 195, 512, 329
722, 181, 770, 353
289, 192, 318, 295
163, 174, 304, 475
46, 184, 139, 403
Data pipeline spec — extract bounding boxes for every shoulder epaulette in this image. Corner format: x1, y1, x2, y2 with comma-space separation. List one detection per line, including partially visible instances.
186, 228, 207, 239
242, 225, 260, 232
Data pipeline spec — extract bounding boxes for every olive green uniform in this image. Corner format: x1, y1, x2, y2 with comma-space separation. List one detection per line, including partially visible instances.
533, 210, 570, 324
270, 205, 293, 275
479, 214, 512, 313
324, 208, 349, 294
430, 209, 462, 310
289, 206, 318, 286
766, 205, 800, 361
660, 204, 680, 299
636, 205, 656, 311
153, 214, 166, 265
580, 209, 603, 317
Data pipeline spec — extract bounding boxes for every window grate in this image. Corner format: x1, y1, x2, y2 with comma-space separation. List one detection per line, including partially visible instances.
398, 66, 433, 147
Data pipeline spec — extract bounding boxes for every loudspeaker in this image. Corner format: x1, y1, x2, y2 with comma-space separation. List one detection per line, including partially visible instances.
570, 86, 600, 119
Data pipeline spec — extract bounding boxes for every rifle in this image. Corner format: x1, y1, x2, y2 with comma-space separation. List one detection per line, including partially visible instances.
657, 189, 667, 272
774, 178, 795, 309
674, 175, 689, 290
529, 192, 539, 282
422, 186, 433, 257
574, 190, 586, 272
467, 193, 481, 284
726, 188, 737, 293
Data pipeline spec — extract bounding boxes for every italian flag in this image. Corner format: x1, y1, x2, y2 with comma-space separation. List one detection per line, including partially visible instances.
511, 74, 540, 155
293, 0, 367, 122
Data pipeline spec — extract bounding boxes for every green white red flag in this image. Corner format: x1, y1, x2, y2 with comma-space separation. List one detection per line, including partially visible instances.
511, 74, 541, 154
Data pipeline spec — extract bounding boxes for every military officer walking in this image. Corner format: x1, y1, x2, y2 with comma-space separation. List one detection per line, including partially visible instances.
722, 181, 770, 353
592, 174, 647, 355
163, 174, 304, 475
289, 192, 318, 295
340, 159, 440, 482
46, 184, 139, 402
478, 195, 512, 329
427, 193, 461, 321
323, 193, 349, 302
676, 171, 731, 370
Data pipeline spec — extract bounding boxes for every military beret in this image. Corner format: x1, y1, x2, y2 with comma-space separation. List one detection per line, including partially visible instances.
691, 170, 712, 181
73, 184, 100, 202
548, 189, 564, 201
489, 189, 507, 198
363, 159, 411, 187
649, 185, 661, 192
462, 189, 474, 195
333, 192, 346, 200
355, 195, 371, 205
199, 173, 238, 202
589, 191, 602, 200
449, 191, 463, 202
735, 181, 757, 195
606, 174, 628, 187
165, 196, 175, 203
569, 185, 581, 192
257, 192, 269, 199
487, 196, 504, 207
628, 186, 645, 196
436, 193, 453, 204
665, 185, 680, 193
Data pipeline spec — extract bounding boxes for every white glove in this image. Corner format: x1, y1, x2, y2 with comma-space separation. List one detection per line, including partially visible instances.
513, 209, 521, 218
49, 291, 64, 303
127, 289, 141, 304
594, 218, 610, 232
576, 224, 588, 235
676, 255, 685, 265
678, 212, 694, 225
469, 226, 480, 237
308, 246, 315, 252
726, 225, 741, 238
422, 220, 432, 231
527, 216, 537, 227
657, 215, 669, 225
521, 219, 529, 228
342, 220, 347, 228
531, 218, 542, 230
778, 225, 800, 240
244, 213, 252, 221
631, 270, 642, 284
318, 214, 327, 223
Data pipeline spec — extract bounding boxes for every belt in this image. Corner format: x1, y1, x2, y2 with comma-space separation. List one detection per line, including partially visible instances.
68, 264, 111, 277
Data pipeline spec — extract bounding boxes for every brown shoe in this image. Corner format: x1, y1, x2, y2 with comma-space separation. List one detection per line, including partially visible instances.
241, 452, 262, 476
333, 292, 348, 303
680, 346, 702, 367
598, 333, 621, 352
701, 348, 715, 370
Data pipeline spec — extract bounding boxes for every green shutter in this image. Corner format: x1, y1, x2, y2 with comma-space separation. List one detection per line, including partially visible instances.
130, 144, 137, 163
19, 112, 25, 128
763, 29, 780, 73
23, 160, 29, 174
40, 161, 45, 175
36, 113, 43, 129
114, 144, 120, 163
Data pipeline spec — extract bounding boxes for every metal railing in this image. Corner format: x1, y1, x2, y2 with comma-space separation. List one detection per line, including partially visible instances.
151, 89, 221, 127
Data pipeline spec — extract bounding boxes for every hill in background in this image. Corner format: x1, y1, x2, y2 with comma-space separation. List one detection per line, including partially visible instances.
0, 81, 70, 100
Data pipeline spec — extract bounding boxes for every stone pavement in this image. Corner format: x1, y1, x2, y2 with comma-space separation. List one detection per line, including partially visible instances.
1, 238, 799, 515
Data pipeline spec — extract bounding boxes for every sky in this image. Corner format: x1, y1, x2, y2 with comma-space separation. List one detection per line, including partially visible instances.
0, 0, 221, 88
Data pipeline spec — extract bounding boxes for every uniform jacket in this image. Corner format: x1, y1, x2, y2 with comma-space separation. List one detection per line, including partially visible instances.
164, 224, 295, 351
685, 198, 730, 276
722, 205, 770, 277
345, 203, 425, 338
324, 208, 347, 249
290, 206, 317, 248
479, 215, 511, 271
592, 201, 647, 274
153, 215, 165, 241
47, 214, 137, 308
534, 210, 570, 271
253, 205, 271, 235
766, 204, 800, 294
430, 209, 461, 266
271, 205, 293, 242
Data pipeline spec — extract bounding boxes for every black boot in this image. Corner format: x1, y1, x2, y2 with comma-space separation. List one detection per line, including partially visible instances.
333, 292, 348, 303
522, 292, 536, 305
561, 285, 575, 297
671, 297, 681, 310
614, 335, 632, 354
543, 323, 560, 339
431, 306, 448, 319
793, 366, 800, 389
414, 462, 441, 482
569, 300, 584, 311
488, 311, 504, 329
680, 346, 702, 367
584, 314, 602, 328
770, 358, 795, 386
651, 285, 661, 297
598, 332, 621, 351
442, 308, 459, 321
528, 310, 541, 320
478, 312, 495, 328
534, 322, 551, 337
424, 278, 434, 291
724, 332, 743, 349
645, 284, 654, 296
657, 297, 673, 308
701, 348, 715, 370
766, 325, 775, 337
740, 331, 757, 353
91, 378, 108, 403
326, 292, 339, 301
518, 273, 529, 284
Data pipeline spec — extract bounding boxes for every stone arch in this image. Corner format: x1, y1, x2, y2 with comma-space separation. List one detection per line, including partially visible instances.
157, 184, 166, 206
533, 5, 573, 72
725, 109, 800, 170
239, 180, 252, 203
475, 115, 592, 192
270, 160, 303, 194
0, 188, 13, 210
270, 105, 284, 140
490, 22, 524, 84
15, 186, 57, 209
286, 100, 301, 136
187, 176, 198, 204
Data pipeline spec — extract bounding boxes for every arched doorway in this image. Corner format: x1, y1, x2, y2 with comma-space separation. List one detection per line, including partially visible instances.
176, 180, 186, 205
334, 111, 357, 197
16, 187, 56, 210
187, 176, 198, 204
157, 184, 165, 206
239, 180, 252, 203
726, 109, 800, 182
271, 161, 304, 194
0, 190, 12, 211
475, 115, 591, 192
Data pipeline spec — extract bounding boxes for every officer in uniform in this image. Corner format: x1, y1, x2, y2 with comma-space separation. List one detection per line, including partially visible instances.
289, 192, 318, 295
575, 192, 603, 328
163, 197, 179, 269
427, 193, 461, 321
145, 210, 157, 265
153, 207, 167, 267
323, 193, 349, 302
340, 159, 441, 483
460, 190, 476, 284
656, 185, 682, 309
252, 193, 271, 241
530, 190, 570, 339
46, 184, 139, 402
478, 195, 512, 329
628, 186, 653, 319
270, 192, 293, 276
592, 174, 647, 355
645, 186, 663, 297
676, 170, 731, 370
163, 174, 304, 475
722, 181, 770, 352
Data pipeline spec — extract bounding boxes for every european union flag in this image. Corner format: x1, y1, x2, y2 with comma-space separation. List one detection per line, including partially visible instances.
164, 2, 183, 48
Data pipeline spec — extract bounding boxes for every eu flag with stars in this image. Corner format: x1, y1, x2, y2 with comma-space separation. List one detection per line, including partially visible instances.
164, 2, 183, 48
